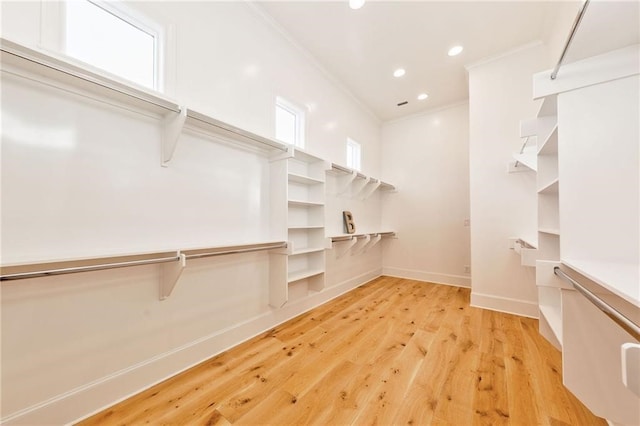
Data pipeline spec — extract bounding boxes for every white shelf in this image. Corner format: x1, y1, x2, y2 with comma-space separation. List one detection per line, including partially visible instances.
510, 145, 538, 173
537, 94, 558, 117
288, 225, 324, 230
288, 173, 323, 185
0, 37, 180, 115
289, 248, 325, 256
562, 259, 640, 307
288, 268, 324, 283
539, 303, 563, 344
288, 200, 324, 208
538, 125, 558, 155
291, 147, 324, 163
185, 109, 287, 153
539, 228, 561, 236
538, 178, 559, 194
379, 181, 397, 191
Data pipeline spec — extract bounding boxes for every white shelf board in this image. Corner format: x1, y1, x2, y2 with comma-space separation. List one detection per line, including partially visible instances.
539, 228, 560, 236
288, 268, 325, 283
288, 173, 324, 185
291, 147, 324, 163
538, 178, 559, 194
511, 146, 537, 172
537, 94, 558, 117
538, 125, 558, 155
1, 37, 180, 115
185, 109, 287, 153
379, 181, 397, 191
288, 225, 324, 230
289, 248, 325, 256
539, 304, 563, 344
562, 259, 640, 307
288, 200, 324, 208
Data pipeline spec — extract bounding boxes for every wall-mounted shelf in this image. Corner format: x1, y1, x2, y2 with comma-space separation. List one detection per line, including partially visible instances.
537, 125, 558, 155
538, 178, 559, 194
538, 228, 560, 236
328, 163, 397, 195
288, 200, 324, 208
0, 37, 180, 115
0, 241, 288, 301
508, 145, 537, 173
288, 269, 324, 283
288, 173, 323, 185
508, 238, 538, 267
0, 38, 290, 167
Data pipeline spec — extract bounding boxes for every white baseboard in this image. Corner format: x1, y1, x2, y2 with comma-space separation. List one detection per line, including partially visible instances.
382, 267, 471, 288
470, 291, 539, 319
3, 270, 382, 426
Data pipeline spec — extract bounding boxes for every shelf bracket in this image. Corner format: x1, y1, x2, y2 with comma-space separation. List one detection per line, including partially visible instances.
351, 234, 371, 256
363, 234, 382, 253
335, 237, 358, 259
159, 252, 186, 300
161, 107, 187, 167
336, 171, 358, 195
360, 180, 381, 200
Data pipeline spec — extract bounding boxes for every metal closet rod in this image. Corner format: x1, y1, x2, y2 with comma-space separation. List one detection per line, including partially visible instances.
550, 0, 590, 80
554, 267, 640, 341
0, 242, 287, 281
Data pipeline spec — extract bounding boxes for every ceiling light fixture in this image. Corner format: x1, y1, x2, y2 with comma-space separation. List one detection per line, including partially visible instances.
417, 93, 429, 101
393, 68, 406, 78
349, 0, 365, 10
448, 45, 464, 56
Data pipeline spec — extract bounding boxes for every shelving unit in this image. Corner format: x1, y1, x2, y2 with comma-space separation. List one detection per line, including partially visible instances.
269, 148, 329, 307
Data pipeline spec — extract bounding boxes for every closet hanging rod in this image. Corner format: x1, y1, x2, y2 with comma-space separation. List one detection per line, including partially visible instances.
550, 0, 590, 80
0, 241, 287, 281
1, 38, 181, 113
182, 242, 287, 259
331, 163, 353, 174
554, 267, 640, 341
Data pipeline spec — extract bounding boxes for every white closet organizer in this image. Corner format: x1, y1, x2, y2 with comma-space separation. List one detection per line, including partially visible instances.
269, 149, 328, 308
327, 163, 396, 197
533, 44, 640, 424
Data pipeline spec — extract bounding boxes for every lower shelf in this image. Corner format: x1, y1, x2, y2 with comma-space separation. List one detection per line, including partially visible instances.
288, 268, 324, 283
538, 286, 562, 348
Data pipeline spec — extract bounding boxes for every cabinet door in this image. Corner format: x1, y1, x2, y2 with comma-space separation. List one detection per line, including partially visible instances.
562, 290, 640, 425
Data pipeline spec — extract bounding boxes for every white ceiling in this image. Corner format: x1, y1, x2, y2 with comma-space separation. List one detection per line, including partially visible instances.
256, 0, 638, 122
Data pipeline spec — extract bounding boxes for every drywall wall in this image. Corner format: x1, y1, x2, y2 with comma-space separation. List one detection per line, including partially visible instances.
467, 43, 552, 317
0, 2, 385, 424
379, 103, 471, 287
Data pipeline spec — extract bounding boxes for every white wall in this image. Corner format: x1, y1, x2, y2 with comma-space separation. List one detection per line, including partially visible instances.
467, 43, 552, 317
379, 103, 471, 287
0, 1, 384, 424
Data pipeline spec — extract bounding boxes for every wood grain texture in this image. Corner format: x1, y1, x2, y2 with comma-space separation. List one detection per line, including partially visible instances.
79, 277, 606, 426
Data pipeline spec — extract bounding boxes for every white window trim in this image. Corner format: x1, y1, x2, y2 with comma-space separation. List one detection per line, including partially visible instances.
275, 96, 306, 149
346, 137, 362, 171
39, 0, 171, 93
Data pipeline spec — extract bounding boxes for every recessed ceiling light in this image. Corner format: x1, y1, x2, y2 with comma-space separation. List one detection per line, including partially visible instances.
349, 0, 365, 9
448, 45, 464, 56
393, 68, 406, 78
417, 93, 429, 101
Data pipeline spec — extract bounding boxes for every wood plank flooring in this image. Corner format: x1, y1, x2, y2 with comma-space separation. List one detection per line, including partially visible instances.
79, 277, 606, 425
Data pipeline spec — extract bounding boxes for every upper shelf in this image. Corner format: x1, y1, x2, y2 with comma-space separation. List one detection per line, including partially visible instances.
0, 37, 180, 115
184, 108, 287, 153
327, 163, 396, 191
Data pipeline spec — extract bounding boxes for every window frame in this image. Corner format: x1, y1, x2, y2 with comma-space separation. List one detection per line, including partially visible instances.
346, 137, 362, 171
55, 0, 165, 91
275, 96, 306, 149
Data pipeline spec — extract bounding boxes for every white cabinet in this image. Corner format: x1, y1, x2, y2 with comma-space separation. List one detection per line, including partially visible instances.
533, 45, 640, 424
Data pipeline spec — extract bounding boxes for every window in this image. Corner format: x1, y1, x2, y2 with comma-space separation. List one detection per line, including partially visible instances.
346, 138, 362, 171
275, 97, 305, 148
64, 0, 161, 90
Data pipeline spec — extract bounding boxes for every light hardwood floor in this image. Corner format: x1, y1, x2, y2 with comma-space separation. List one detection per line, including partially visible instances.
80, 276, 605, 425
